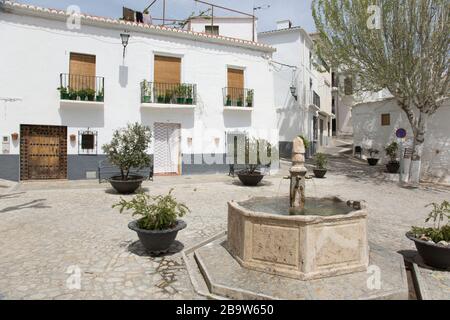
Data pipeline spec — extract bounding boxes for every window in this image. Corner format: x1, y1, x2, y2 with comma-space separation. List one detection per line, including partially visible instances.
154, 55, 181, 84
78, 130, 97, 155
205, 25, 219, 35
381, 114, 391, 126
344, 77, 353, 95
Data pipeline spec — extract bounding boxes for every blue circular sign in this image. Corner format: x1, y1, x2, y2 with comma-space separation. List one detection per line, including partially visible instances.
396, 128, 407, 138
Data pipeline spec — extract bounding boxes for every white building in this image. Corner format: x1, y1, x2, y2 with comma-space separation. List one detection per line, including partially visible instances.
0, 1, 278, 181
352, 97, 450, 185
186, 16, 257, 42
258, 22, 334, 158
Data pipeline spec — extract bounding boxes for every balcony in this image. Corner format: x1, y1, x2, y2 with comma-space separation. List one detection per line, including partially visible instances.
141, 81, 197, 109
223, 87, 254, 111
58, 73, 105, 107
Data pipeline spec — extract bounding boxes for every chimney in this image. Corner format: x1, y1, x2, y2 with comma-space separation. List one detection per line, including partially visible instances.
277, 20, 292, 30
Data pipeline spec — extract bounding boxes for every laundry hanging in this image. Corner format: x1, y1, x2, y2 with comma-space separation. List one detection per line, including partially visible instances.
123, 7, 135, 22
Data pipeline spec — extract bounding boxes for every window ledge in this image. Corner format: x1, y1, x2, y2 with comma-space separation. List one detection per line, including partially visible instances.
141, 103, 196, 109
60, 100, 104, 107
224, 106, 253, 111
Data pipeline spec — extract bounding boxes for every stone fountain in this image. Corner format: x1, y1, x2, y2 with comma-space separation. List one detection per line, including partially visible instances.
183, 137, 409, 300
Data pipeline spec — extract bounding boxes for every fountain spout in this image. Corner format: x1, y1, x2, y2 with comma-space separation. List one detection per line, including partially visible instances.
289, 137, 308, 214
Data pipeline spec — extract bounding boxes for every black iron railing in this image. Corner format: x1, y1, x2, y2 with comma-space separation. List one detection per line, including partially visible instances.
59, 73, 105, 102
223, 87, 254, 107
141, 81, 197, 105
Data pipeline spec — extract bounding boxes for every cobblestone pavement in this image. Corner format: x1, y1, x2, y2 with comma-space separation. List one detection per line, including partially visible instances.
0, 158, 448, 300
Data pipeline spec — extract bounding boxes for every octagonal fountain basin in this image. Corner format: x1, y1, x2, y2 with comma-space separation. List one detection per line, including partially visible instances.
227, 196, 369, 280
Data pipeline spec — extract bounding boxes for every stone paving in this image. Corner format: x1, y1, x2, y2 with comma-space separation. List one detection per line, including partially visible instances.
0, 157, 449, 300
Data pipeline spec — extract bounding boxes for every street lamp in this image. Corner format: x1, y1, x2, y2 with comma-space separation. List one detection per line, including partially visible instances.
120, 33, 130, 58
290, 86, 298, 100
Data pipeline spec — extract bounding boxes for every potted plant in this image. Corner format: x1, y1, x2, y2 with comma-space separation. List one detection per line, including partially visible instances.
384, 141, 400, 173
114, 190, 189, 253
102, 123, 152, 194
313, 153, 328, 178
246, 90, 254, 107
237, 137, 274, 186
367, 148, 380, 166
407, 201, 450, 269
164, 90, 172, 104
86, 88, 96, 101
157, 94, 165, 103
142, 80, 151, 103
226, 95, 232, 106
96, 88, 104, 102
58, 86, 69, 100
175, 84, 186, 104
68, 88, 78, 100
236, 95, 243, 107
78, 89, 87, 101
185, 86, 194, 105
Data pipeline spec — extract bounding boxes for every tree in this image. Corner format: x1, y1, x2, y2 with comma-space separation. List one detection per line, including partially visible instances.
102, 123, 152, 180
312, 0, 449, 185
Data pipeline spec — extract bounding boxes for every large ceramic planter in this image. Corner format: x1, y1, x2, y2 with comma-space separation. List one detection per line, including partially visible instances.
129, 220, 187, 253
237, 171, 264, 186
386, 161, 400, 174
406, 233, 450, 269
109, 175, 145, 194
313, 168, 327, 178
367, 158, 379, 166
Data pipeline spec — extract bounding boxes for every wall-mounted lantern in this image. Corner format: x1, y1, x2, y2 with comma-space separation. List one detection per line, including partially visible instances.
120, 33, 131, 59
290, 86, 298, 101
11, 133, 19, 141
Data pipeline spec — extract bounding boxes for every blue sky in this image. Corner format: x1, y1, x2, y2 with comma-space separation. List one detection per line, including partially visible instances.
18, 0, 316, 32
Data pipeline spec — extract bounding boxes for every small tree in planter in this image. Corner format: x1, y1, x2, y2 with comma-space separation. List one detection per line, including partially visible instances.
114, 189, 189, 253
384, 141, 400, 173
367, 149, 380, 166
102, 123, 152, 194
313, 153, 328, 178
237, 137, 274, 186
407, 201, 450, 269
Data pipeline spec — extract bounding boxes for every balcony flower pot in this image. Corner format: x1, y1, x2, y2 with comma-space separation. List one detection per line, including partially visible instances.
164, 96, 171, 104
386, 160, 400, 173
313, 168, 327, 178
143, 96, 151, 103
157, 96, 165, 103
237, 171, 264, 186
186, 98, 193, 105
128, 219, 187, 253
406, 233, 450, 269
247, 102, 253, 108
367, 158, 379, 166
176, 97, 186, 104
226, 100, 232, 106
96, 95, 104, 102
109, 175, 145, 194
237, 101, 243, 107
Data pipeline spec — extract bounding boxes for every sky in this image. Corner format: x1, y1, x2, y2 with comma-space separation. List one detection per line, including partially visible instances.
17, 0, 316, 33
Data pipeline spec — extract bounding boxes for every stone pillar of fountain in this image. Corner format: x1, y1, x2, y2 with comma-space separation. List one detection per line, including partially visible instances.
289, 137, 308, 214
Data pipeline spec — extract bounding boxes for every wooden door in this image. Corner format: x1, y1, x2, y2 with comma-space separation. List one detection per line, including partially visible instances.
69, 53, 96, 90
227, 68, 244, 101
20, 125, 67, 180
154, 123, 181, 175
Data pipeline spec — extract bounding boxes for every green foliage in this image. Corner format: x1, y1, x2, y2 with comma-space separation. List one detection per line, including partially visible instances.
368, 148, 379, 158
238, 137, 276, 174
298, 135, 310, 149
314, 153, 328, 169
102, 123, 152, 180
141, 80, 151, 97
246, 90, 254, 104
384, 141, 399, 162
85, 88, 96, 100
113, 189, 189, 231
410, 201, 450, 242
57, 86, 68, 94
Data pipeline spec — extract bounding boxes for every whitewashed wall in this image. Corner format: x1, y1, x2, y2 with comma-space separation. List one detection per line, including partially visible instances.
188, 18, 256, 42
0, 13, 277, 159
259, 29, 333, 149
352, 98, 450, 184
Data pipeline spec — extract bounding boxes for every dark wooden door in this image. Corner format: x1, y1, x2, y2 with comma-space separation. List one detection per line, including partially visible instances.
20, 125, 67, 180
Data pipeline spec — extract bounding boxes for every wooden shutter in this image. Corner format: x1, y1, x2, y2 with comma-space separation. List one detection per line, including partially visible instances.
227, 68, 244, 102
381, 114, 391, 126
154, 55, 181, 84
69, 53, 96, 90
